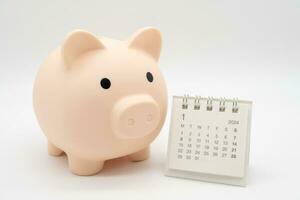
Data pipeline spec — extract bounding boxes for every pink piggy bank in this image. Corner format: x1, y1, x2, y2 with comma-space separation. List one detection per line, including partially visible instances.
33, 27, 167, 175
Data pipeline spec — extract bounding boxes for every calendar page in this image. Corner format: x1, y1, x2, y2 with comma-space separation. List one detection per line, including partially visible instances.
165, 96, 252, 186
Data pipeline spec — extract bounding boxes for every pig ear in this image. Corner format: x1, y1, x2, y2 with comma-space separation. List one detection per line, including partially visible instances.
62, 30, 105, 66
128, 27, 162, 61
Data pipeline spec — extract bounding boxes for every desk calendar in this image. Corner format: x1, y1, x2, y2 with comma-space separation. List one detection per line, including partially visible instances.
165, 95, 252, 186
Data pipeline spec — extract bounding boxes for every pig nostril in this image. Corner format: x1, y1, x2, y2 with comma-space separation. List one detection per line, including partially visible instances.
146, 114, 153, 122
128, 118, 135, 126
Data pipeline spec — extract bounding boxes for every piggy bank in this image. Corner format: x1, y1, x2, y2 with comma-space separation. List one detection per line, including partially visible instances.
33, 27, 167, 175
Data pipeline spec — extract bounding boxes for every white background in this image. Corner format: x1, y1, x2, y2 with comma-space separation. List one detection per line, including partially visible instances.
1, 0, 300, 199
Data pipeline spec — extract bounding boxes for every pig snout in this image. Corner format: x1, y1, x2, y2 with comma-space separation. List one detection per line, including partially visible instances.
112, 94, 160, 138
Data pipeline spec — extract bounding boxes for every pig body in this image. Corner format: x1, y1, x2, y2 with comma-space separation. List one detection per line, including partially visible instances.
33, 27, 167, 175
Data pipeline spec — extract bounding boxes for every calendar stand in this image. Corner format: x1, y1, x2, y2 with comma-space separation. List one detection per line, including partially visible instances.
165, 96, 252, 186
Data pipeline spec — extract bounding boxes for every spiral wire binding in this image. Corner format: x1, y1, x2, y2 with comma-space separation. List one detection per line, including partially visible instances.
180, 95, 239, 113
182, 94, 189, 109
232, 98, 239, 113
219, 97, 226, 112
206, 96, 213, 111
194, 96, 201, 110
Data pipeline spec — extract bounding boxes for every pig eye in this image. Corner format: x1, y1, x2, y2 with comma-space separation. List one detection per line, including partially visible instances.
100, 78, 111, 89
146, 72, 153, 83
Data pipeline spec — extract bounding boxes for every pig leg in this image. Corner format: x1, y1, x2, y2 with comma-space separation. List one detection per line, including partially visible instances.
67, 154, 104, 176
128, 147, 150, 162
48, 141, 63, 156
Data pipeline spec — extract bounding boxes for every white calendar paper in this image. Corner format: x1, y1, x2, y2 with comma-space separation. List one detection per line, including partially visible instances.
165, 96, 252, 186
